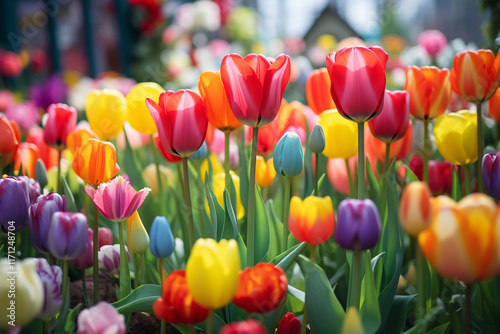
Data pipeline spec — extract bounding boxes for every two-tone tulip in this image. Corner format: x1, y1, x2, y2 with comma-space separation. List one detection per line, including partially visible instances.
150, 216, 175, 258
482, 152, 500, 200
126, 82, 163, 135
305, 68, 335, 115
47, 212, 88, 259
34, 258, 62, 319
99, 244, 130, 275
318, 110, 357, 159
127, 211, 149, 254
255, 156, 276, 187
399, 182, 433, 236
0, 176, 31, 233
66, 128, 98, 156
43, 103, 77, 149
0, 116, 20, 168
367, 90, 409, 144
86, 89, 127, 140
77, 302, 126, 334
273, 132, 304, 177
71, 228, 94, 270
14, 142, 40, 178
288, 196, 335, 245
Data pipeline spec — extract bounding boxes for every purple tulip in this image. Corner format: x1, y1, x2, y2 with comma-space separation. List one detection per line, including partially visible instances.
34, 258, 62, 319
29, 192, 67, 253
47, 212, 88, 260
17, 175, 41, 204
482, 153, 500, 200
334, 199, 381, 251
0, 176, 31, 233
99, 244, 130, 275
70, 228, 94, 270
77, 301, 126, 334
29, 74, 68, 111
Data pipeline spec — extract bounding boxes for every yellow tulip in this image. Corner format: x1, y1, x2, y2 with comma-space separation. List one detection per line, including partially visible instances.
207, 171, 245, 220
0, 258, 44, 329
419, 193, 500, 283
142, 163, 174, 195
255, 156, 276, 187
86, 89, 127, 140
318, 109, 358, 159
433, 110, 477, 165
186, 238, 240, 309
341, 307, 365, 334
126, 82, 163, 135
127, 211, 150, 254
200, 152, 224, 183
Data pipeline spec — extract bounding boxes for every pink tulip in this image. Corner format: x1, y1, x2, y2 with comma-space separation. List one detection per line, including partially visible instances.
85, 176, 150, 222
43, 103, 77, 149
417, 30, 447, 57
77, 302, 126, 334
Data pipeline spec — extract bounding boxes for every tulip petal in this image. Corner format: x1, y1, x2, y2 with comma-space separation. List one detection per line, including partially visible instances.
260, 54, 291, 125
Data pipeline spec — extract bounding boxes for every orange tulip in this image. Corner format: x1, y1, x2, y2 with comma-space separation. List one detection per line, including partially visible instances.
72, 138, 120, 186
450, 50, 500, 103
488, 88, 500, 124
255, 156, 276, 187
404, 66, 450, 121
198, 71, 242, 133
288, 196, 335, 245
26, 126, 59, 170
367, 120, 413, 162
14, 143, 39, 178
66, 128, 98, 156
419, 193, 500, 283
0, 117, 20, 167
399, 181, 432, 236
306, 68, 335, 115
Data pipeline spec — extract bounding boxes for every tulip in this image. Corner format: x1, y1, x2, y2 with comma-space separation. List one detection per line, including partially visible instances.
482, 152, 500, 200
367, 120, 413, 163
47, 212, 88, 259
419, 193, 500, 283
198, 71, 242, 132
276, 312, 301, 334
0, 258, 44, 329
245, 121, 279, 156
417, 30, 447, 58
142, 163, 174, 195
98, 227, 113, 249
146, 89, 208, 158
255, 156, 276, 187
233, 263, 288, 314
318, 109, 358, 159
153, 132, 182, 163
0, 50, 22, 78
186, 238, 240, 309
26, 126, 59, 171
66, 128, 98, 156
367, 90, 409, 144
308, 124, 325, 154
126, 82, 164, 135
0, 176, 31, 233
306, 67, 336, 115
150, 216, 175, 258
489, 88, 500, 124
86, 89, 127, 140
274, 132, 304, 177
29, 192, 67, 253
76, 301, 126, 334
288, 196, 335, 245
327, 157, 357, 196
34, 258, 62, 319
220, 53, 291, 127
208, 171, 245, 219
276, 101, 307, 142
153, 270, 210, 324
0, 116, 20, 169
14, 142, 40, 178
409, 157, 453, 196
99, 244, 130, 275
71, 228, 94, 269
127, 211, 149, 254
72, 138, 120, 186
190, 141, 208, 160
404, 66, 450, 121
335, 199, 381, 251
326, 46, 388, 123
85, 176, 150, 222
399, 182, 432, 236
220, 320, 268, 334
18, 175, 41, 204
341, 307, 365, 334
43, 103, 77, 149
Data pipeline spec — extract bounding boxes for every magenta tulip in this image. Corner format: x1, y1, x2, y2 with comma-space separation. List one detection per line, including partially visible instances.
43, 103, 77, 149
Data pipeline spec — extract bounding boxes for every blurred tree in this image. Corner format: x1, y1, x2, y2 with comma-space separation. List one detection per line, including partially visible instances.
481, 0, 500, 51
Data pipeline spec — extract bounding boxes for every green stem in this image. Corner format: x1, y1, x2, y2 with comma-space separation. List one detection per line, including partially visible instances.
464, 284, 472, 334
351, 249, 362, 310
93, 202, 100, 303
151, 135, 164, 215
357, 122, 365, 199
158, 258, 166, 283
42, 318, 50, 334
314, 153, 319, 196
118, 221, 131, 299
301, 308, 308, 334
283, 177, 292, 253
247, 127, 259, 267
137, 252, 146, 287
61, 258, 69, 309
57, 148, 62, 194
225, 132, 231, 198
384, 142, 391, 176
196, 164, 207, 238
310, 244, 316, 264
207, 309, 214, 334
423, 120, 430, 184
160, 320, 166, 334
345, 159, 353, 197
464, 164, 471, 195
82, 269, 91, 307
182, 157, 195, 249
416, 242, 426, 322
477, 102, 484, 192
189, 325, 195, 334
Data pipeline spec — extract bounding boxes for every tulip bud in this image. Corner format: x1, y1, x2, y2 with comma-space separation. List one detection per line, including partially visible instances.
34, 258, 62, 319
341, 307, 365, 334
47, 212, 88, 260
98, 227, 113, 250
276, 312, 301, 334
127, 211, 149, 254
43, 103, 77, 149
126, 82, 163, 135
190, 141, 208, 160
35, 158, 48, 190
77, 302, 126, 334
255, 156, 276, 188
274, 132, 304, 177
99, 244, 130, 275
308, 124, 325, 154
149, 216, 175, 258
288, 196, 335, 245
0, 176, 31, 233
71, 228, 94, 270
86, 89, 126, 140
482, 152, 500, 200
220, 320, 268, 334
399, 182, 432, 236
335, 199, 381, 251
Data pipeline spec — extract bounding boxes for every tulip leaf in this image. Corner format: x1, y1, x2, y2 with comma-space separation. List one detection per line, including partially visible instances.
122, 125, 146, 190
112, 284, 161, 314
451, 166, 462, 201
65, 303, 82, 334
195, 312, 227, 333
288, 284, 305, 303
62, 176, 77, 213
222, 189, 238, 240
383, 295, 415, 334
360, 251, 381, 334
473, 282, 500, 331
253, 183, 270, 265
297, 255, 345, 334
271, 242, 307, 272
237, 232, 247, 269
403, 164, 420, 183
309, 173, 326, 196
366, 158, 381, 208
204, 173, 224, 240
266, 199, 283, 260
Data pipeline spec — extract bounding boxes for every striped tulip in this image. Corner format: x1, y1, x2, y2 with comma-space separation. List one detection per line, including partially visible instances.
399, 182, 432, 236
288, 196, 335, 245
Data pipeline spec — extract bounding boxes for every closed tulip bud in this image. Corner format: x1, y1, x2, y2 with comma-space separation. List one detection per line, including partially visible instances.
489, 88, 500, 124
150, 216, 175, 258
220, 320, 268, 334
306, 68, 336, 115
482, 153, 500, 200
341, 307, 365, 334
186, 238, 240, 309
190, 141, 208, 160
126, 82, 163, 135
66, 128, 98, 156
98, 227, 113, 249
71, 228, 94, 269
0, 116, 20, 167
35, 158, 48, 189
153, 270, 209, 324
99, 244, 130, 275
77, 302, 126, 334
276, 312, 301, 334
233, 263, 287, 314
0, 176, 31, 233
0, 258, 44, 329
399, 182, 432, 236
417, 30, 447, 57
207, 171, 245, 219
308, 124, 325, 154
86, 89, 126, 140
43, 103, 77, 149
127, 211, 149, 254
274, 132, 304, 177
29, 192, 67, 253
367, 90, 409, 144
34, 258, 62, 319
47, 212, 88, 260
255, 156, 276, 188
318, 110, 357, 159
408, 156, 453, 196
288, 196, 335, 245
335, 199, 381, 251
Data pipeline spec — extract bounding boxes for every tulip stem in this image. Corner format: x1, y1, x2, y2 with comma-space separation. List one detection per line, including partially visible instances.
118, 221, 131, 299
423, 120, 430, 184
188, 325, 195, 334
464, 164, 471, 195
310, 244, 316, 264
416, 241, 426, 322
61, 258, 69, 310
301, 308, 308, 334
151, 135, 164, 215
82, 269, 92, 307
182, 157, 195, 249
345, 159, 353, 197
351, 249, 362, 310
57, 148, 62, 194
158, 258, 166, 283
225, 132, 231, 198
314, 153, 320, 196
207, 309, 214, 334
247, 127, 259, 267
464, 284, 472, 334
93, 202, 100, 303
137, 252, 145, 287
476, 102, 484, 192
357, 122, 365, 199
283, 176, 292, 253
160, 320, 166, 334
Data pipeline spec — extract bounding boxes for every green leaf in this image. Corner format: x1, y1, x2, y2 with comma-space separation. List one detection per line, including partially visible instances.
297, 255, 345, 334
123, 125, 146, 189
266, 199, 283, 261
65, 303, 83, 334
383, 295, 415, 334
271, 242, 307, 272
222, 189, 238, 240
112, 284, 161, 314
451, 165, 462, 201
237, 232, 248, 270
309, 173, 326, 196
288, 284, 305, 303
403, 164, 420, 183
360, 251, 381, 334
62, 176, 77, 212
366, 158, 381, 207
427, 323, 450, 334
253, 183, 270, 265
205, 173, 225, 240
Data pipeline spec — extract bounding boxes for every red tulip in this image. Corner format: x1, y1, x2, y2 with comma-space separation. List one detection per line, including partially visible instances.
43, 103, 77, 149
408, 156, 453, 195
152, 133, 182, 163
367, 120, 413, 162
220, 53, 291, 127
276, 312, 301, 334
15, 143, 40, 178
305, 68, 335, 115
26, 126, 59, 170
220, 320, 267, 334
146, 90, 208, 158
326, 46, 388, 123
367, 90, 409, 144
0, 116, 20, 167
